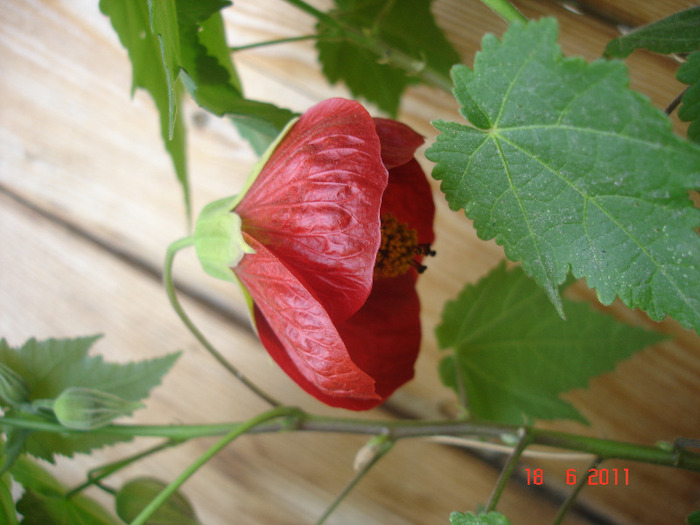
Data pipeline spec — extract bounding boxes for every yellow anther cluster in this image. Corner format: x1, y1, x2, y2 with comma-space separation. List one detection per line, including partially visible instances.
374, 213, 420, 278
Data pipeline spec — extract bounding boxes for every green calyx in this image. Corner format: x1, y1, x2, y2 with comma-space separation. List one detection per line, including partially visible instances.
194, 196, 255, 282
193, 117, 298, 283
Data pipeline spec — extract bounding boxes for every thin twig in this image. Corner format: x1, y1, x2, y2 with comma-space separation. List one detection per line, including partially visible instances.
665, 87, 688, 115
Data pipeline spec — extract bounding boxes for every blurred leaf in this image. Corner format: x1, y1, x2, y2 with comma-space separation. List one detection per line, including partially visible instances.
426, 18, 700, 332
437, 264, 665, 424
11, 456, 120, 525
0, 336, 179, 461
450, 511, 512, 525
678, 51, 700, 143
604, 7, 700, 58
115, 477, 200, 525
0, 468, 19, 525
316, 0, 459, 116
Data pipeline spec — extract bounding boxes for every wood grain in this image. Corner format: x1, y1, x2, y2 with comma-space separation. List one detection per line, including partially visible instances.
1, 0, 699, 523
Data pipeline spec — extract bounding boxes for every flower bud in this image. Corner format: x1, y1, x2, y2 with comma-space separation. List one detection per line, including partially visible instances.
0, 363, 29, 407
52, 387, 143, 430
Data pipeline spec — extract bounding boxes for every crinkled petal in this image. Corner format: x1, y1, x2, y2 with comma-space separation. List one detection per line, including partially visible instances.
235, 234, 380, 408
382, 158, 436, 246
236, 99, 388, 322
337, 273, 421, 401
373, 118, 425, 170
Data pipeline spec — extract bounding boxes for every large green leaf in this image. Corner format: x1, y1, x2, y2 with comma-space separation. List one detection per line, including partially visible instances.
0, 336, 179, 461
426, 19, 700, 332
316, 0, 459, 116
678, 51, 700, 144
604, 6, 700, 58
436, 264, 665, 424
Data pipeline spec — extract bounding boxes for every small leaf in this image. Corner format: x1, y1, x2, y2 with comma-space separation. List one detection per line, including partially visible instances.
11, 456, 121, 525
678, 51, 700, 144
436, 263, 665, 424
604, 7, 700, 58
316, 0, 460, 116
426, 18, 700, 332
115, 477, 199, 525
0, 336, 179, 461
450, 511, 512, 525
687, 509, 700, 524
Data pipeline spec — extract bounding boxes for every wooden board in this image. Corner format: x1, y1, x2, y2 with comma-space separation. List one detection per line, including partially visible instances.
1, 0, 699, 523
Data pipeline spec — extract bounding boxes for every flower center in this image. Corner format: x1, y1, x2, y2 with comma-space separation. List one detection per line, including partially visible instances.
374, 213, 435, 278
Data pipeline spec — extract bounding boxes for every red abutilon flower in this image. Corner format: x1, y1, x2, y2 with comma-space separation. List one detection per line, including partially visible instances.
194, 98, 435, 410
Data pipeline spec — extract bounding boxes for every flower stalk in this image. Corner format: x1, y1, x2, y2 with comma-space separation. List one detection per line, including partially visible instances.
3, 412, 699, 472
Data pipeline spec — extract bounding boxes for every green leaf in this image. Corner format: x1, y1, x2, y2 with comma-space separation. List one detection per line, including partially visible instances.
99, 0, 190, 220
115, 478, 200, 524
0, 470, 19, 525
316, 0, 459, 116
678, 51, 700, 144
687, 509, 700, 524
148, 0, 295, 140
436, 263, 665, 424
0, 336, 179, 461
426, 18, 700, 332
11, 456, 121, 525
450, 511, 512, 525
604, 7, 700, 58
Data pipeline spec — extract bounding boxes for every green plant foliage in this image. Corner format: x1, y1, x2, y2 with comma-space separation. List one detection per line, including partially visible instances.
10, 456, 121, 525
115, 477, 200, 524
678, 51, 700, 144
0, 469, 18, 525
100, 0, 296, 218
436, 264, 665, 424
450, 511, 512, 525
0, 336, 179, 461
604, 6, 700, 58
99, 0, 189, 220
426, 18, 700, 332
316, 0, 459, 116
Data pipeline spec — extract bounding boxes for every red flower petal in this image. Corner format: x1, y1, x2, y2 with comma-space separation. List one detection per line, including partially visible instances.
235, 234, 380, 407
337, 273, 421, 402
373, 118, 424, 170
236, 99, 388, 322
382, 158, 436, 247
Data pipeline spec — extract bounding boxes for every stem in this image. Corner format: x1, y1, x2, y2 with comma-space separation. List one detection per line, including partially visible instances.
665, 87, 688, 115
129, 407, 300, 525
66, 440, 180, 497
316, 437, 394, 524
551, 457, 601, 525
4, 413, 700, 471
280, 0, 453, 93
479, 0, 528, 24
230, 35, 319, 53
164, 237, 280, 407
485, 428, 533, 511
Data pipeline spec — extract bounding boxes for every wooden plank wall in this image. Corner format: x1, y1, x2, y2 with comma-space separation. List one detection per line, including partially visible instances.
1, 0, 699, 523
